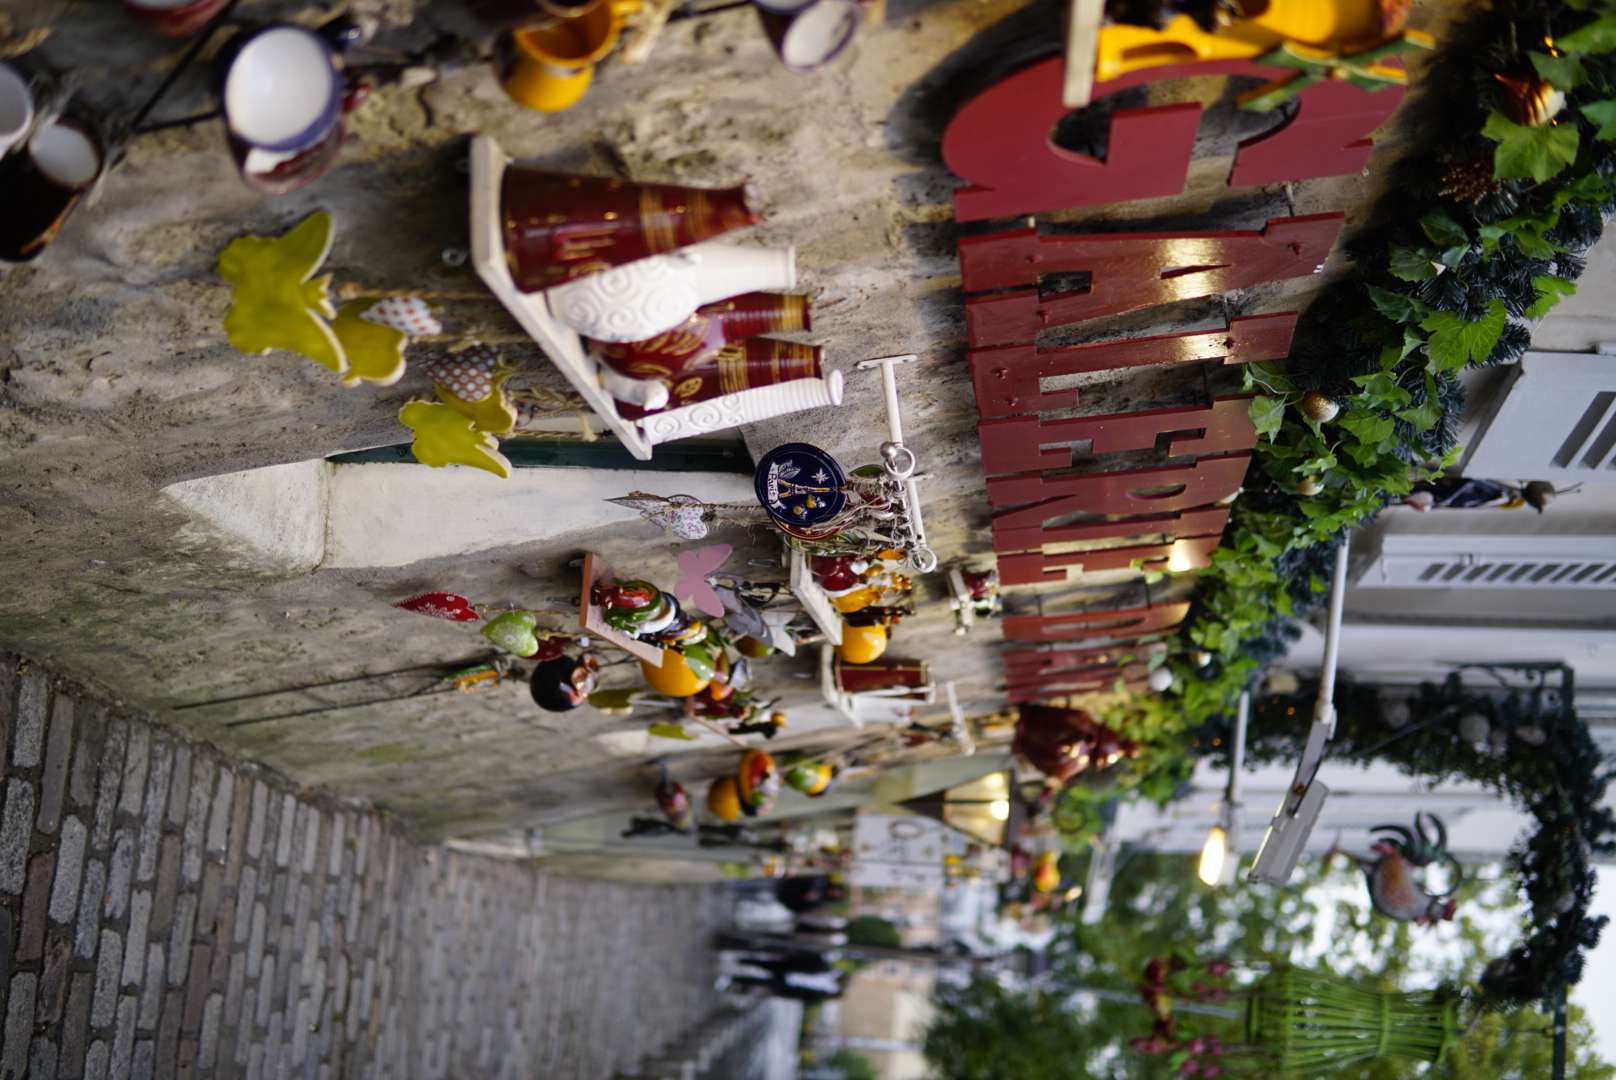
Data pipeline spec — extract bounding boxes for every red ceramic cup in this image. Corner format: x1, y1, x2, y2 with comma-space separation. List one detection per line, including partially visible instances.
0, 117, 104, 263
119, 0, 232, 38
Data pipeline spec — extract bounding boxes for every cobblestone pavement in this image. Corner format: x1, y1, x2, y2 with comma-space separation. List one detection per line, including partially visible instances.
0, 655, 727, 1080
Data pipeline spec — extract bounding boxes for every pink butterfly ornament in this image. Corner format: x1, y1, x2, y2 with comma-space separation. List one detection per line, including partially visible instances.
392, 592, 481, 622
361, 296, 442, 337
670, 544, 732, 618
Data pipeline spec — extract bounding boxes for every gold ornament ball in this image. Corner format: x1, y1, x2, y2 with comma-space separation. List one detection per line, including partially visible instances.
1296, 474, 1325, 496
1300, 392, 1339, 423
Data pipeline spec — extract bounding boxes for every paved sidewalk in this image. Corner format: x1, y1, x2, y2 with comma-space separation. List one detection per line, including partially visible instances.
0, 655, 726, 1080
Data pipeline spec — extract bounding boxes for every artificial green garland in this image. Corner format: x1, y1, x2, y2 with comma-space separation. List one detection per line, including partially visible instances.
1192, 667, 1614, 1008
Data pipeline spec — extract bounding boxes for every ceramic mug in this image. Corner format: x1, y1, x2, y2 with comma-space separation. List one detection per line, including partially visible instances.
118, 0, 233, 38
0, 116, 105, 263
466, 0, 602, 31
0, 63, 33, 160
229, 121, 345, 196
494, 0, 620, 114
221, 25, 345, 152
753, 0, 860, 73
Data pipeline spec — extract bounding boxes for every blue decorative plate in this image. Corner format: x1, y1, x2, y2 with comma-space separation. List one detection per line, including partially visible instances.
754, 442, 848, 528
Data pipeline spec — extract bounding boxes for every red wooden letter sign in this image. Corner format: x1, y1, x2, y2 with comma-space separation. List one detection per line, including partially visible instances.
942, 56, 1405, 221
998, 534, 1226, 586
1003, 602, 1192, 642
991, 505, 1230, 559
987, 453, 1251, 512
969, 314, 1296, 418
979, 395, 1258, 476
962, 216, 1342, 347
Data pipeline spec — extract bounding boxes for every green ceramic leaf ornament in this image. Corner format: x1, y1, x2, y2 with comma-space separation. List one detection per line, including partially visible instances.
218, 211, 346, 375
333, 300, 408, 388
398, 401, 512, 478
481, 611, 539, 656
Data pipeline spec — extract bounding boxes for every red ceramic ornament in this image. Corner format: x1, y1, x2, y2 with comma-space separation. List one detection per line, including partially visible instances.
391, 592, 482, 622
423, 344, 503, 402
1013, 704, 1138, 782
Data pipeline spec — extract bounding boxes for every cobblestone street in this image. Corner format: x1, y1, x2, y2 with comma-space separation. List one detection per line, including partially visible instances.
0, 654, 728, 1080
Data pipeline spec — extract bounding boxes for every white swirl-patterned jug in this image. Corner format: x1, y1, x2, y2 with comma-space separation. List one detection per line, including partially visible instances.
546, 241, 797, 343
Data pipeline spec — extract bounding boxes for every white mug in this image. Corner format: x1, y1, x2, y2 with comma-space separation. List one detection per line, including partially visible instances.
0, 63, 34, 160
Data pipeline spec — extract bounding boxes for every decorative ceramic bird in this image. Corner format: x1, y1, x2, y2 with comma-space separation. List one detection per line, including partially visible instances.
1335, 814, 1461, 924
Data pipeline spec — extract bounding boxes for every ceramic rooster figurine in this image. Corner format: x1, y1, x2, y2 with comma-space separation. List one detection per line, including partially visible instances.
1335, 813, 1462, 925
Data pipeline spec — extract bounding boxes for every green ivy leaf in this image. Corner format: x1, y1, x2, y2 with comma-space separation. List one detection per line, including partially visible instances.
1421, 300, 1506, 371
1529, 50, 1587, 89
1387, 244, 1443, 281
1556, 15, 1616, 54
1419, 208, 1470, 248
1350, 370, 1413, 408
1483, 109, 1579, 182
1513, 227, 1561, 258
1526, 274, 1578, 318
1365, 284, 1430, 323
1338, 409, 1396, 444
1248, 395, 1287, 441
1581, 99, 1616, 139
1396, 397, 1442, 433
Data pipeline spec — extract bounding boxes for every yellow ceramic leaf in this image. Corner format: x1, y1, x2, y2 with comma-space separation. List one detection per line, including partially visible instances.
436, 364, 517, 433
333, 300, 407, 387
218, 211, 346, 375
399, 400, 512, 478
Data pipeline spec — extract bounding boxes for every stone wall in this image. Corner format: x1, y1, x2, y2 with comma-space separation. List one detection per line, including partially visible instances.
0, 655, 725, 1079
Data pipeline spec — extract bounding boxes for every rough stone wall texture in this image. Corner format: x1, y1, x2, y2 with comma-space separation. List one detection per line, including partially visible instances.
0, 654, 727, 1079
0, 0, 1450, 836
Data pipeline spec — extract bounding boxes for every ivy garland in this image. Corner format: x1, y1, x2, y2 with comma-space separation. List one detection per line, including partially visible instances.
1061, 0, 1616, 1007
1192, 668, 1615, 1008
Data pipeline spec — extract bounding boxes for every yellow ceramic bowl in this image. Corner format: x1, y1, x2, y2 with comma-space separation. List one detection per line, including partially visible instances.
641, 649, 711, 698
835, 623, 887, 665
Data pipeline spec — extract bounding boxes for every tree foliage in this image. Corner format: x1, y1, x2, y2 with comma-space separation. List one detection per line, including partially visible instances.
924, 854, 1614, 1079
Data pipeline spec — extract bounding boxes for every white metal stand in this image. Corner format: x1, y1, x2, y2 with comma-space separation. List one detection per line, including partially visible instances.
788, 545, 844, 646
853, 354, 937, 574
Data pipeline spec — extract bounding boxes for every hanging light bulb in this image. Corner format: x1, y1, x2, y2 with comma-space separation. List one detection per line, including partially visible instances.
1198, 825, 1228, 886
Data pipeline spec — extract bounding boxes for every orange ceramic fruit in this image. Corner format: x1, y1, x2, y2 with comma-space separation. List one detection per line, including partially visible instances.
641, 649, 711, 697
835, 623, 887, 665
707, 775, 742, 821
829, 586, 878, 613
736, 635, 776, 658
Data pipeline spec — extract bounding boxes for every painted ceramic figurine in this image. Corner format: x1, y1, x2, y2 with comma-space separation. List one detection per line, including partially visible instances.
655, 762, 695, 832
1334, 813, 1462, 924
1013, 705, 1139, 782
594, 580, 706, 647
529, 652, 601, 711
